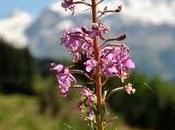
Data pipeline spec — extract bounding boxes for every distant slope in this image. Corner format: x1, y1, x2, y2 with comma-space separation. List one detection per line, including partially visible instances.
0, 1, 175, 81
25, 6, 175, 81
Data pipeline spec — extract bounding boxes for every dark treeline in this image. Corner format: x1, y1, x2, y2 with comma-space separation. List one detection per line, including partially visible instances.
0, 39, 34, 94
107, 73, 175, 130
1, 38, 175, 129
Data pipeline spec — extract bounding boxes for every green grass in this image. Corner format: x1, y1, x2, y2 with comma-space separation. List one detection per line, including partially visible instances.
0, 95, 60, 130
0, 94, 153, 130
0, 94, 91, 130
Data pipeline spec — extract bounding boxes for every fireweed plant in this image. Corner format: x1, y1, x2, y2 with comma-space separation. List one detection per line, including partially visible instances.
50, 0, 136, 130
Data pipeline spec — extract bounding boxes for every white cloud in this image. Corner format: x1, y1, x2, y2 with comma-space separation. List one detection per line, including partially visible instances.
119, 0, 175, 26
0, 10, 33, 48
49, 1, 91, 16
50, 0, 175, 26
57, 20, 74, 31
1, 0, 175, 49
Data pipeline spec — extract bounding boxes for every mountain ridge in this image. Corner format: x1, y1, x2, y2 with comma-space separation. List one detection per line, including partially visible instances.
0, 1, 175, 82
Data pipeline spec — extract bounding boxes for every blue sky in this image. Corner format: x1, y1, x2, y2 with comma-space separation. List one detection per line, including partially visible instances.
0, 0, 56, 18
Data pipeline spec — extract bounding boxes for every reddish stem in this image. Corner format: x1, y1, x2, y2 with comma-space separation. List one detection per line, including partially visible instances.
91, 0, 105, 130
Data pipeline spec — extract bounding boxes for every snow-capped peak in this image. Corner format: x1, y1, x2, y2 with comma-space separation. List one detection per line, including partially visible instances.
48, 1, 91, 16
0, 10, 33, 48
49, 0, 175, 26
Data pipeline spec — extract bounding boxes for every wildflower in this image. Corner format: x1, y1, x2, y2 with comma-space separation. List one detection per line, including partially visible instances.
61, 0, 75, 13
61, 27, 93, 62
100, 44, 135, 80
78, 88, 96, 121
90, 23, 109, 40
84, 58, 97, 72
50, 63, 76, 97
124, 83, 136, 94
84, 44, 135, 80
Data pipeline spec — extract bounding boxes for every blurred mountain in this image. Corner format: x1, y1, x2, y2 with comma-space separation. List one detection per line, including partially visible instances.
25, 6, 175, 81
0, 2, 175, 82
25, 7, 91, 59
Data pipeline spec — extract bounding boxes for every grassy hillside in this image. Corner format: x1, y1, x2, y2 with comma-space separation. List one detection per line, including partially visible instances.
0, 94, 153, 130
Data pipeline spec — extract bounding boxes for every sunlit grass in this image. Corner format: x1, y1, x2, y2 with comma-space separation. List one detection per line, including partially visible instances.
0, 94, 153, 130
0, 94, 59, 130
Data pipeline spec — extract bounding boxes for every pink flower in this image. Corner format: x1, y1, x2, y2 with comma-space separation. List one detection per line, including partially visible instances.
61, 0, 75, 13
61, 27, 94, 62
124, 83, 136, 94
84, 58, 97, 72
81, 88, 95, 106
100, 44, 135, 80
61, 23, 110, 62
50, 63, 76, 97
90, 23, 109, 40
78, 88, 96, 121
84, 44, 135, 80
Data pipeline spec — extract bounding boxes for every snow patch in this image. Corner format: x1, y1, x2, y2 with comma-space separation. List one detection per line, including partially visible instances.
49, 0, 175, 26
57, 20, 74, 31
